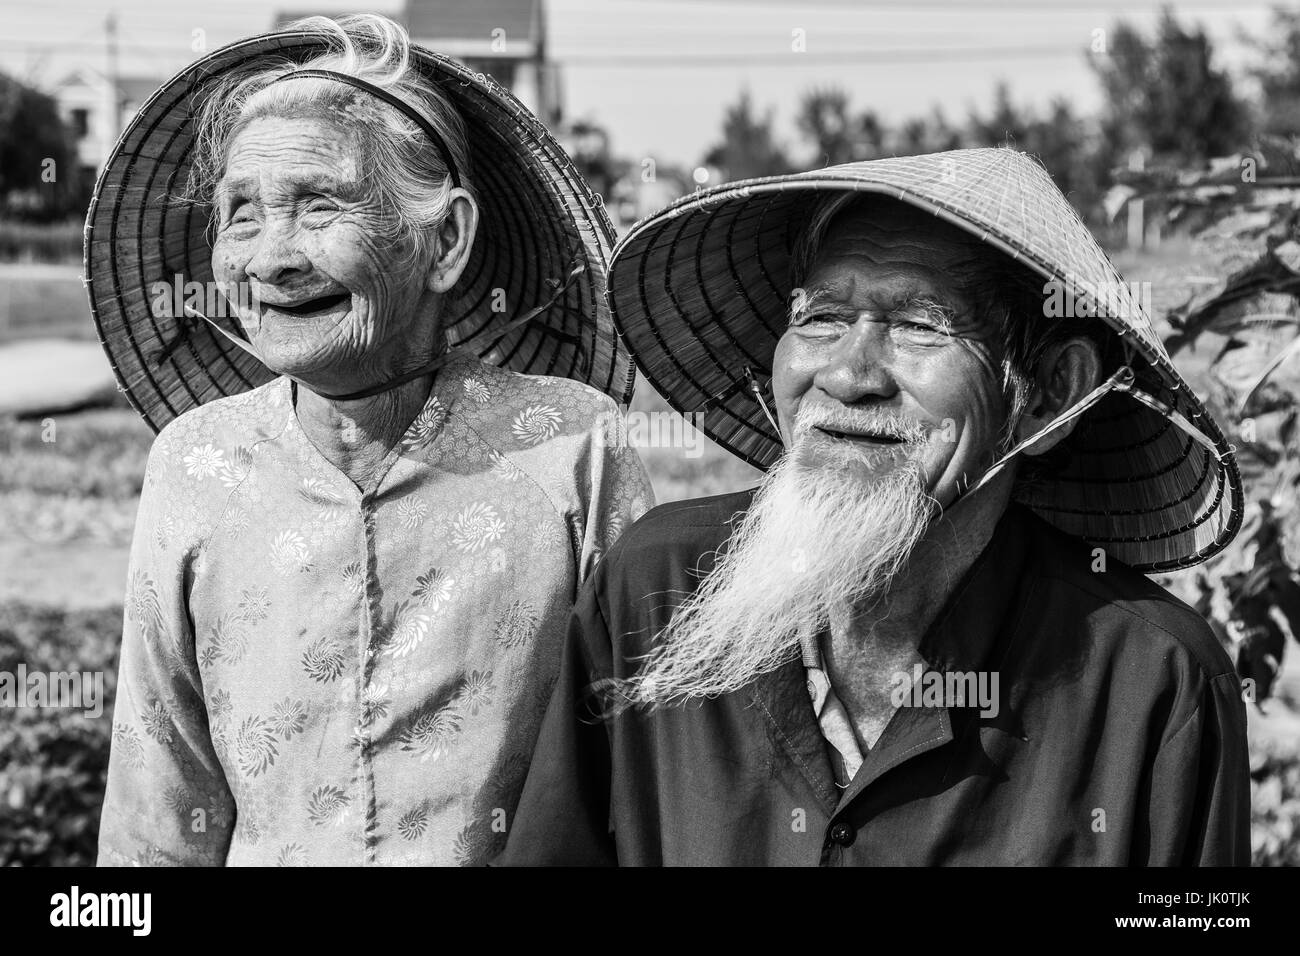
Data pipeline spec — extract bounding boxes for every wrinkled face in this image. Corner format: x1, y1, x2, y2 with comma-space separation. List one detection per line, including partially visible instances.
772, 205, 1012, 509
210, 115, 435, 385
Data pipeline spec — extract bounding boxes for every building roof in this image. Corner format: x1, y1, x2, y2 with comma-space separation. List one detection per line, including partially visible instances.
53, 70, 162, 104
116, 77, 160, 106
406, 0, 542, 53
269, 3, 544, 58
272, 11, 324, 30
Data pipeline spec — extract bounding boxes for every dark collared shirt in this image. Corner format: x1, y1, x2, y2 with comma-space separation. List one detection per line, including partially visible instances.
499, 492, 1251, 866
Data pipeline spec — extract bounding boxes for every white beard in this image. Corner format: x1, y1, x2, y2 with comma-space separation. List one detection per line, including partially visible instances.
617, 421, 938, 709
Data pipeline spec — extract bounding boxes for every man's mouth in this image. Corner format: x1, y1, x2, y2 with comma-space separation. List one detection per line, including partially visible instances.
261, 291, 351, 317
813, 425, 907, 445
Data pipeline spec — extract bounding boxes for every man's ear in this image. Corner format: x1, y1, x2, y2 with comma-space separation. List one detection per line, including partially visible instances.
426, 189, 479, 295
1014, 337, 1103, 456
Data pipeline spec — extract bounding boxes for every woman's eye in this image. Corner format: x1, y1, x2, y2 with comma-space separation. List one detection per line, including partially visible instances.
223, 208, 256, 231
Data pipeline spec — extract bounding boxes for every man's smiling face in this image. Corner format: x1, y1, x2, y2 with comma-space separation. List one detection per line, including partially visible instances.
772, 199, 1015, 509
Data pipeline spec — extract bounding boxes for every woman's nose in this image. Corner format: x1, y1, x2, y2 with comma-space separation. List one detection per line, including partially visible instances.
813, 317, 899, 405
244, 219, 310, 285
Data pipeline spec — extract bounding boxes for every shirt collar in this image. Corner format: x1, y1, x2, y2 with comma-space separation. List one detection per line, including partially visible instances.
776, 502, 1035, 808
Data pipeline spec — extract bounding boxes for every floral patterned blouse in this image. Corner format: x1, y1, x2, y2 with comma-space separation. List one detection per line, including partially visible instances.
98, 351, 653, 866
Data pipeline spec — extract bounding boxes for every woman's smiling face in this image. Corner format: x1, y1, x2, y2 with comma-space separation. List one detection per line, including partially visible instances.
210, 115, 439, 390
772, 203, 1015, 508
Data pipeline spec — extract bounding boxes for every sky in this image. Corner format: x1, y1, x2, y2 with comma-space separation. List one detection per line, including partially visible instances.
0, 0, 1283, 167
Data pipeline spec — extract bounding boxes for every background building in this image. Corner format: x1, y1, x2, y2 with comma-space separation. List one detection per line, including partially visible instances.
52, 71, 161, 185
276, 0, 561, 127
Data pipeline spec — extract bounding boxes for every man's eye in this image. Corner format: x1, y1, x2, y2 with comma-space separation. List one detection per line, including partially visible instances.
898, 319, 950, 337
792, 311, 845, 327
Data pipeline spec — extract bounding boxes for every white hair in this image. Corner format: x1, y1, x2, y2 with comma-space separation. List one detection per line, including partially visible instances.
189, 13, 473, 267
607, 415, 937, 710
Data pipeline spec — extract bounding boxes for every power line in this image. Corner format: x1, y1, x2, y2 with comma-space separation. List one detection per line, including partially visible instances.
643, 0, 1288, 7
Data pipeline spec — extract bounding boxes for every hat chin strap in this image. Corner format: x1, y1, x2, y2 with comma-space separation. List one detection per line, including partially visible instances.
168, 261, 585, 402
955, 364, 1229, 504
753, 363, 1228, 507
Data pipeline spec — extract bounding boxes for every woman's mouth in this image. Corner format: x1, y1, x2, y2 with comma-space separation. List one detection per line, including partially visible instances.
262, 291, 351, 317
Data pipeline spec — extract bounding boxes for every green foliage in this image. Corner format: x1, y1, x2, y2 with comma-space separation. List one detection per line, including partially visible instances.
0, 603, 121, 866
0, 219, 83, 264
703, 89, 793, 182
566, 118, 625, 202
0, 411, 150, 500
1252, 744, 1300, 865
1250, 8, 1300, 137
1090, 10, 1251, 162
0, 71, 85, 221
788, 82, 1113, 229
796, 88, 888, 166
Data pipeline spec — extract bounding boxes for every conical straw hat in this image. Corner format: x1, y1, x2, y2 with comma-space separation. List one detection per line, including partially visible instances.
608, 148, 1243, 571
84, 27, 635, 433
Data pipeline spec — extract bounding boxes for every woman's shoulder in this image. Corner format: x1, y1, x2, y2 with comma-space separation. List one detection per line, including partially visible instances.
145, 378, 290, 481
451, 358, 621, 458
450, 358, 633, 507
459, 357, 618, 424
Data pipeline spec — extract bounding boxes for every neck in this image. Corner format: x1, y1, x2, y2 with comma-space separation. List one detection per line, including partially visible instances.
821, 473, 1014, 749
293, 370, 436, 490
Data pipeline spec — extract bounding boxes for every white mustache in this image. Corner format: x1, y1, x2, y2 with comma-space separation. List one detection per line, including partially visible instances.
795, 404, 931, 443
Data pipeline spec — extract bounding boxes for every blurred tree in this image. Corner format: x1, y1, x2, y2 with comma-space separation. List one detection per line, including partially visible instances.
1026, 98, 1109, 222
1249, 8, 1300, 137
703, 89, 792, 182
967, 82, 1032, 148
565, 117, 624, 202
0, 71, 80, 220
856, 110, 888, 160
897, 117, 929, 156
797, 87, 855, 166
1090, 9, 1251, 161
921, 107, 964, 153
966, 86, 1109, 225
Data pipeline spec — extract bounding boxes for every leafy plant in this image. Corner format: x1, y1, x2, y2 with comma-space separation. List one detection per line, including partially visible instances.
0, 603, 120, 866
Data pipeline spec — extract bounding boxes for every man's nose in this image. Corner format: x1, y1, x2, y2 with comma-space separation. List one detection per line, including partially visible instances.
812, 317, 899, 405
244, 218, 310, 285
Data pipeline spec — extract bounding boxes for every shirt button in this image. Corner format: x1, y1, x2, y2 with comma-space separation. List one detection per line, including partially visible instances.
828, 821, 856, 847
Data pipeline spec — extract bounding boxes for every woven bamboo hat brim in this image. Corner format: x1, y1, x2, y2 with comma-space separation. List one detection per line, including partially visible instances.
608, 148, 1243, 571
84, 27, 634, 433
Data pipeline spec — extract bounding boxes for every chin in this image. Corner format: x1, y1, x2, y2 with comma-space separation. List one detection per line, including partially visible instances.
250, 337, 343, 380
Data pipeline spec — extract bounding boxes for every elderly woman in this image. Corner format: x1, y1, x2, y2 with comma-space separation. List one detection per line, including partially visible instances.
90, 15, 652, 865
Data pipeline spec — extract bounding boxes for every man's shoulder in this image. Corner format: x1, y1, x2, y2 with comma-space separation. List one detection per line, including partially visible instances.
583, 488, 755, 656
592, 489, 755, 606
608, 488, 756, 563
1018, 505, 1235, 681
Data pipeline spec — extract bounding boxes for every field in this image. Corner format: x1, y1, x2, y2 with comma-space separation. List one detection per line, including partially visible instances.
1, 242, 1298, 865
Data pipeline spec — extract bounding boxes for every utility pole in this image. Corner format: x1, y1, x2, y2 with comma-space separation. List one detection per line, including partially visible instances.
1126, 149, 1145, 251
106, 12, 121, 147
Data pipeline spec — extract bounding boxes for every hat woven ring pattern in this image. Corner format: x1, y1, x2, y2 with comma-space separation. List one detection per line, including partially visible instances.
608, 148, 1243, 572
84, 28, 636, 434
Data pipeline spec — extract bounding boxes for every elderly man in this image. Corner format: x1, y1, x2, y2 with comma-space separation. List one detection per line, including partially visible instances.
498, 149, 1250, 866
